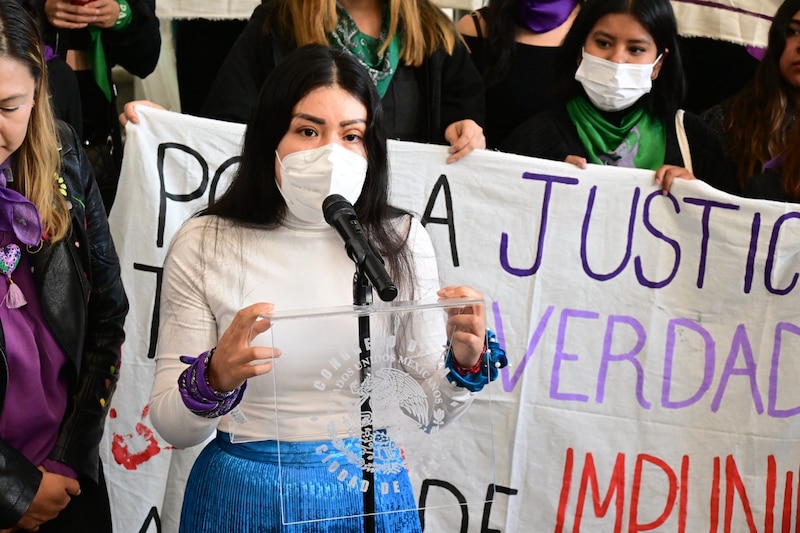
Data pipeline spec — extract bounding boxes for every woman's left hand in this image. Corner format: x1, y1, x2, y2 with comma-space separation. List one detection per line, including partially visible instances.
437, 285, 486, 369
444, 119, 486, 164
654, 165, 696, 195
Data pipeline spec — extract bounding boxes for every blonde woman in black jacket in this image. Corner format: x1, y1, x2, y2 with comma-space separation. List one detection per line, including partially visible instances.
0, 2, 127, 531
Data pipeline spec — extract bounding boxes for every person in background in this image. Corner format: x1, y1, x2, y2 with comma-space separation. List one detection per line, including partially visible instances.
200, 0, 486, 163
17, 0, 83, 136
456, 0, 582, 148
702, 0, 800, 195
35, 0, 160, 212
149, 44, 505, 532
501, 0, 734, 194
0, 1, 128, 532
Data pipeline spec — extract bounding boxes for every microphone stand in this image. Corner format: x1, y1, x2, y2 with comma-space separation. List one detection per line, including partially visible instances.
353, 266, 376, 533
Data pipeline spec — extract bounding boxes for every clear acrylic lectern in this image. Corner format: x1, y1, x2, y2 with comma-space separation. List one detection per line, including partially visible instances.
224, 297, 498, 529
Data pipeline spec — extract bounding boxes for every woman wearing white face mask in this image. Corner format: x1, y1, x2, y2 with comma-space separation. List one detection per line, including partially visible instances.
275, 143, 369, 225
501, 0, 734, 194
149, 44, 506, 532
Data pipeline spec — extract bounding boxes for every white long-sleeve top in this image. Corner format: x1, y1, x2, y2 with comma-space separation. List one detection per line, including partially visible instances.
149, 215, 474, 449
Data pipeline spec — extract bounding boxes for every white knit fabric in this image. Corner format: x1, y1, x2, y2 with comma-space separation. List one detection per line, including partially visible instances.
150, 215, 473, 448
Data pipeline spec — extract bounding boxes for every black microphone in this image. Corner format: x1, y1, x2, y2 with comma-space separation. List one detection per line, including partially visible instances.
323, 194, 398, 302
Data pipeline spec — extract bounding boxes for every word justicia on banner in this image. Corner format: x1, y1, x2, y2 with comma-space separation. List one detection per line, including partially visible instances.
498, 173, 799, 296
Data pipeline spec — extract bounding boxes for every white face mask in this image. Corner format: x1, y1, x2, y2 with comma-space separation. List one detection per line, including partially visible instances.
574, 49, 662, 112
276, 143, 368, 224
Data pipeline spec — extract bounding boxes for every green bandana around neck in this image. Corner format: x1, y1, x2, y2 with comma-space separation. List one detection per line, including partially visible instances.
566, 96, 666, 171
87, 27, 111, 101
328, 3, 401, 98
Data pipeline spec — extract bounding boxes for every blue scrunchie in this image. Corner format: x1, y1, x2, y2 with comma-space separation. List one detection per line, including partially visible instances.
445, 329, 508, 392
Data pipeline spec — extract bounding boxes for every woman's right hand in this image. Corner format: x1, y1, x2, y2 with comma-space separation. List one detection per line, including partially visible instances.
207, 303, 281, 392
14, 467, 80, 532
119, 100, 167, 128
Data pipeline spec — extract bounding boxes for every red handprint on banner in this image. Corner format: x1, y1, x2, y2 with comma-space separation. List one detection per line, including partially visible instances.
110, 404, 173, 470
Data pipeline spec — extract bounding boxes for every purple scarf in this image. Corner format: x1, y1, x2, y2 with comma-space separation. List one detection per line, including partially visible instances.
43, 44, 56, 63
516, 0, 578, 33
0, 158, 43, 246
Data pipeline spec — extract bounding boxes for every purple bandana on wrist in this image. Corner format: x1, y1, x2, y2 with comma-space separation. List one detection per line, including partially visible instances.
178, 350, 247, 418
516, 0, 578, 34
0, 159, 43, 246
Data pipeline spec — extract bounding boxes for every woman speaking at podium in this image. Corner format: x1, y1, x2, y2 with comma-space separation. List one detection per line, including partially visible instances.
149, 44, 506, 532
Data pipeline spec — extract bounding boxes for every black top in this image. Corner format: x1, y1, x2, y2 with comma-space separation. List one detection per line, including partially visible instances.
46, 56, 82, 139
744, 170, 791, 202
463, 34, 560, 148
700, 100, 732, 156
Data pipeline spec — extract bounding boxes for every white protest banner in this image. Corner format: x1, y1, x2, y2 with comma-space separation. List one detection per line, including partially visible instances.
671, 0, 781, 47
102, 107, 800, 532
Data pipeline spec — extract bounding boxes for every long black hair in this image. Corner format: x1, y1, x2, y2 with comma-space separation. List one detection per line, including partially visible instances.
554, 0, 685, 122
205, 44, 414, 292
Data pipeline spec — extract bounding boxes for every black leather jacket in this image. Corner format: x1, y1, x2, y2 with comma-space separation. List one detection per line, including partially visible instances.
0, 122, 128, 528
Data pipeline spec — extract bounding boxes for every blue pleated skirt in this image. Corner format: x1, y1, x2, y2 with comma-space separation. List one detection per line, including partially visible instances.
179, 432, 423, 532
